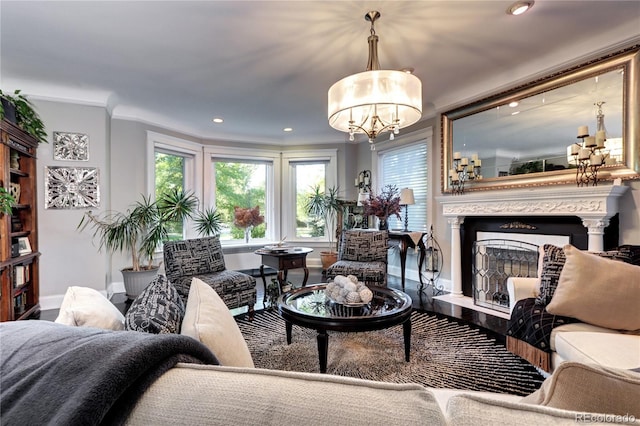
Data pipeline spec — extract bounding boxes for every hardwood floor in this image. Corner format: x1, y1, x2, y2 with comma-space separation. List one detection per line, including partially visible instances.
40, 267, 509, 344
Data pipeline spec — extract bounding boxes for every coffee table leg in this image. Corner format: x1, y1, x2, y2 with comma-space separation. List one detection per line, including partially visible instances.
317, 329, 328, 373
286, 321, 292, 345
403, 320, 411, 362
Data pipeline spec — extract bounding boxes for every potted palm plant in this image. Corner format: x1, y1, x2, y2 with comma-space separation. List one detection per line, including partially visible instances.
78, 188, 222, 298
305, 184, 341, 270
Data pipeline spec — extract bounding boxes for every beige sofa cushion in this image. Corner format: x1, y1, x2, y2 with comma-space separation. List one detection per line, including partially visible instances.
55, 286, 124, 330
180, 278, 254, 368
546, 245, 640, 331
549, 322, 622, 351
554, 332, 640, 370
522, 362, 640, 418
126, 364, 446, 426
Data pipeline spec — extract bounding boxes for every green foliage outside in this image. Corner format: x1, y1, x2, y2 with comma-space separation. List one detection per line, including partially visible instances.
155, 153, 185, 241
214, 161, 266, 240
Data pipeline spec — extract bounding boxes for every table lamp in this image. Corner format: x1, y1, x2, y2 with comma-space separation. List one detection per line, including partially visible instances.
399, 188, 415, 232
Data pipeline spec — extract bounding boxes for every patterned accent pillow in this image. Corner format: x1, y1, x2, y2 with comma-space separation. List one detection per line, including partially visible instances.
535, 244, 566, 306
598, 245, 640, 266
125, 274, 185, 334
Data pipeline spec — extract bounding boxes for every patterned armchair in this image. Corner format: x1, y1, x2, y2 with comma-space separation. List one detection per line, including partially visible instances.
326, 230, 389, 286
163, 236, 256, 318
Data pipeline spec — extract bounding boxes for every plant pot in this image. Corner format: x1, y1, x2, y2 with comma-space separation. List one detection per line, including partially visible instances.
121, 266, 159, 300
320, 251, 338, 270
1, 98, 17, 124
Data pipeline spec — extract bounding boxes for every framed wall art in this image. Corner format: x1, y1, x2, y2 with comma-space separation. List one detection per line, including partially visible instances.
53, 131, 89, 161
44, 166, 100, 209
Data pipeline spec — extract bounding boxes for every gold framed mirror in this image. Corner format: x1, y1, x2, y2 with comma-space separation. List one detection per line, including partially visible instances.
441, 45, 639, 193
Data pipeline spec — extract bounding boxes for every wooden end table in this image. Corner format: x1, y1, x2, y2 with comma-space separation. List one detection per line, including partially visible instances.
254, 247, 313, 302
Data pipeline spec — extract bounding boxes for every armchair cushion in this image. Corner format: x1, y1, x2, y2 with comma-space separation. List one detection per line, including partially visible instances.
338, 230, 389, 262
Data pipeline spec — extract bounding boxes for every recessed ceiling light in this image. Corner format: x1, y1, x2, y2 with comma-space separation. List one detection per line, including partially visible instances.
509, 101, 519, 108
401, 67, 415, 74
511, 111, 521, 116
283, 127, 293, 132
507, 1, 534, 16
212, 117, 223, 123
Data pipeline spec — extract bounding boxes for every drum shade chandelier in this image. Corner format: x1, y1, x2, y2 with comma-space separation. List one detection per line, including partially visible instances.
328, 11, 422, 150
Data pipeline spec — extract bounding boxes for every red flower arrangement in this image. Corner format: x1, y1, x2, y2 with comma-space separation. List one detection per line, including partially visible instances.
233, 206, 265, 229
362, 184, 402, 220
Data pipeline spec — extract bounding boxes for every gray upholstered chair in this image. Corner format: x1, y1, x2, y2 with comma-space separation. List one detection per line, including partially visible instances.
326, 230, 389, 286
163, 236, 256, 318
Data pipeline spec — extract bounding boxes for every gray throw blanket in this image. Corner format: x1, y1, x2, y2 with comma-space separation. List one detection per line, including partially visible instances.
1, 321, 219, 425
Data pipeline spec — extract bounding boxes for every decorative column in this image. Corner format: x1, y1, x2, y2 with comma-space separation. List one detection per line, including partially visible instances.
448, 216, 464, 297
580, 218, 610, 252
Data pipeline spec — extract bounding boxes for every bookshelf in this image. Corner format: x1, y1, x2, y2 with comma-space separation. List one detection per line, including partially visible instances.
1, 119, 41, 321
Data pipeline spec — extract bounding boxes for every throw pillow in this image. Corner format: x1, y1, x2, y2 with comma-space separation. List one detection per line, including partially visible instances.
521, 362, 640, 418
55, 286, 125, 330
125, 275, 185, 334
534, 244, 566, 306
546, 244, 640, 330
181, 277, 254, 368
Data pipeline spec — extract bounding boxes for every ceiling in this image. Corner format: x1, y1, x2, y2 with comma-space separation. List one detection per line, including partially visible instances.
1, 1, 639, 146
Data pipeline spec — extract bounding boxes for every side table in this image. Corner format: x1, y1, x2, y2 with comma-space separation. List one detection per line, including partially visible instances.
389, 231, 427, 291
254, 247, 313, 302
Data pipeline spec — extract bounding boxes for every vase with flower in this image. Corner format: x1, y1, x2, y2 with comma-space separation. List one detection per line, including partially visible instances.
361, 184, 402, 230
234, 206, 265, 243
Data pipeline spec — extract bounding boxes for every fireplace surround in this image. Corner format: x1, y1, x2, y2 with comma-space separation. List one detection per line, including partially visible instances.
438, 185, 628, 297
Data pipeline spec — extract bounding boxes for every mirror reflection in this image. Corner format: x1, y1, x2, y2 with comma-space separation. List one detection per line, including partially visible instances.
452, 69, 623, 179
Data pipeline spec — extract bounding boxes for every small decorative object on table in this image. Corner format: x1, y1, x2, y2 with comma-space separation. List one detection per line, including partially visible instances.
361, 184, 402, 231
234, 205, 264, 243
325, 274, 373, 305
265, 278, 293, 310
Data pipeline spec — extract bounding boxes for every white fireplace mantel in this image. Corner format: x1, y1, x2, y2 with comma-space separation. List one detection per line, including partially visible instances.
437, 184, 629, 296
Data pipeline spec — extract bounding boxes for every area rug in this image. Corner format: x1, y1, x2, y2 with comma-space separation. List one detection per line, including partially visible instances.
236, 309, 544, 396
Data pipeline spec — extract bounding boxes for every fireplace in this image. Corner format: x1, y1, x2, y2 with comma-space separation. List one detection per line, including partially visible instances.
438, 185, 628, 299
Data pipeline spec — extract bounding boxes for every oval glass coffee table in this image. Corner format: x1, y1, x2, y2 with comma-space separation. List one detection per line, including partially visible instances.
278, 284, 413, 373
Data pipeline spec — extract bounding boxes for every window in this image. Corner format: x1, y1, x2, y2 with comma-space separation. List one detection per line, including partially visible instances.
378, 141, 428, 232
282, 150, 337, 242
293, 162, 327, 238
147, 131, 202, 241
212, 159, 269, 241
204, 146, 281, 244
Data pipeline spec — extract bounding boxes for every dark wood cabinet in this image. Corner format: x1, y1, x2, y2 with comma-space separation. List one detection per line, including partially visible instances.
1, 120, 40, 321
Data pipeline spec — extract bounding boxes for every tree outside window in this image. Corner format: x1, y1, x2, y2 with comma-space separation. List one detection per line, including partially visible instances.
294, 163, 326, 238
213, 160, 267, 241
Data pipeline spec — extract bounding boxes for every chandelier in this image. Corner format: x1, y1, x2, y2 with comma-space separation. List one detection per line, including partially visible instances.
327, 11, 422, 149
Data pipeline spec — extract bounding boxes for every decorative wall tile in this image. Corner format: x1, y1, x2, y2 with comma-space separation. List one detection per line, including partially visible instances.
45, 166, 100, 209
53, 132, 89, 161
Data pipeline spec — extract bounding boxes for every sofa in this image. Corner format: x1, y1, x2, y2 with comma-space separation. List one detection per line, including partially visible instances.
2, 320, 639, 425
507, 244, 640, 374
